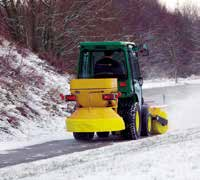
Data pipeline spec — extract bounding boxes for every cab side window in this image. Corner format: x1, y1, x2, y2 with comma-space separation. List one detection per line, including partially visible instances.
128, 45, 141, 80
79, 51, 91, 78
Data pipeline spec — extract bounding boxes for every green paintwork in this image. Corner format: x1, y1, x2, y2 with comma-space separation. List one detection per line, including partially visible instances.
80, 41, 136, 47
77, 41, 143, 105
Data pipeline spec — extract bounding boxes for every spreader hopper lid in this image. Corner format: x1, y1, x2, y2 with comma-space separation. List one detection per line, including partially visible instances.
70, 78, 118, 91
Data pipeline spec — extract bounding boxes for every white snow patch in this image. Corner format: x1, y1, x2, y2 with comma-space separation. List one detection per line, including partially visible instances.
0, 128, 200, 180
0, 39, 72, 151
143, 75, 200, 89
167, 86, 200, 131
143, 76, 200, 133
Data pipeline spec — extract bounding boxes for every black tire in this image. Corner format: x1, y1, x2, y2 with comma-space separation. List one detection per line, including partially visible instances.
142, 97, 144, 105
111, 131, 116, 136
118, 99, 141, 140
141, 105, 152, 136
96, 132, 110, 138
73, 132, 94, 141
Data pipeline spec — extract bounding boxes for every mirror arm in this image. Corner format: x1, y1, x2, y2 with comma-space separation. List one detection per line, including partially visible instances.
138, 76, 143, 86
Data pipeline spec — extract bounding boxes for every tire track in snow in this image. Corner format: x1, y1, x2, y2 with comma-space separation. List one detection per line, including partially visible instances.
0, 127, 200, 180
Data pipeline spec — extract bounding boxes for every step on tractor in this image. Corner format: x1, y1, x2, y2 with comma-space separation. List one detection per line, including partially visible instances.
62, 41, 168, 141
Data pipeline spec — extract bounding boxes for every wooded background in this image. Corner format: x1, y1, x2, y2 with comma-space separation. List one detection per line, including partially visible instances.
0, 0, 200, 79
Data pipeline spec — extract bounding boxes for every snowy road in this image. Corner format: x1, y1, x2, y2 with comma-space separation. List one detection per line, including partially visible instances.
0, 83, 200, 179
0, 137, 123, 168
1, 126, 200, 180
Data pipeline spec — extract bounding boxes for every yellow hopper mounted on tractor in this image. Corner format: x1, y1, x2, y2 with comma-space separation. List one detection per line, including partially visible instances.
62, 41, 168, 141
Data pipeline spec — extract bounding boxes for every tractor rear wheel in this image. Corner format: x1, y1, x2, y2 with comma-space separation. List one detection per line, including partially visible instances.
118, 99, 141, 140
73, 132, 94, 141
97, 132, 110, 138
141, 105, 152, 136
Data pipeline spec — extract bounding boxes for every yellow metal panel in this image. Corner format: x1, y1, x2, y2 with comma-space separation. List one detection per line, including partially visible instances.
70, 78, 117, 90
70, 78, 118, 108
135, 111, 140, 133
72, 90, 118, 107
66, 108, 125, 132
149, 107, 168, 134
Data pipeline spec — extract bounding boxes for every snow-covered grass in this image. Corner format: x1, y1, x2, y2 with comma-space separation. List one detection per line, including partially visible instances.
0, 39, 72, 151
0, 127, 200, 180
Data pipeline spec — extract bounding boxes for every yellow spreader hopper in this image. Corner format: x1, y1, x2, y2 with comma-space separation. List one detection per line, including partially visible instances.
66, 78, 125, 136
67, 107, 125, 132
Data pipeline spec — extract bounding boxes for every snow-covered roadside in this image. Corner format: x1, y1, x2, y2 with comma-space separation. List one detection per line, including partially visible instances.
143, 75, 200, 89
0, 39, 72, 151
0, 127, 200, 180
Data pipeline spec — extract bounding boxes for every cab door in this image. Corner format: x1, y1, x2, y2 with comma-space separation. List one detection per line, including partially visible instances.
128, 45, 143, 108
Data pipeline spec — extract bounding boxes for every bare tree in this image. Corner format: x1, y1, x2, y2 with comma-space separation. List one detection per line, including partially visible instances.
0, 0, 200, 77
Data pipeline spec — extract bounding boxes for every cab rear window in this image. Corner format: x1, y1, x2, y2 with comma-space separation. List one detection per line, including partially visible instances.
78, 50, 127, 80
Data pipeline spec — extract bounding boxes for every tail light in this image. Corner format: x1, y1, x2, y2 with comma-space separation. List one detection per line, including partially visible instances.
103, 94, 116, 100
119, 81, 127, 87
117, 92, 122, 98
65, 95, 76, 101
60, 93, 65, 100
103, 93, 121, 100
60, 93, 76, 101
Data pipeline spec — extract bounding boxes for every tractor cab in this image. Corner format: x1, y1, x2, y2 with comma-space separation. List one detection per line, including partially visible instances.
78, 41, 145, 102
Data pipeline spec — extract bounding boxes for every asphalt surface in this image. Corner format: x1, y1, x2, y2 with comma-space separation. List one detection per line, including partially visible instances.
0, 83, 200, 168
0, 138, 123, 168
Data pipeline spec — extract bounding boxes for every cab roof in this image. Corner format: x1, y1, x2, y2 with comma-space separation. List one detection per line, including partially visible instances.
80, 41, 136, 47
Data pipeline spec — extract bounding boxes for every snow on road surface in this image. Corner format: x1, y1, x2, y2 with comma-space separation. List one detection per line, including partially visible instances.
0, 127, 200, 180
143, 83, 200, 131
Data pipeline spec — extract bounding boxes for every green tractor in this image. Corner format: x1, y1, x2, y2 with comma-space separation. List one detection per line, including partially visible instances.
63, 41, 168, 141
